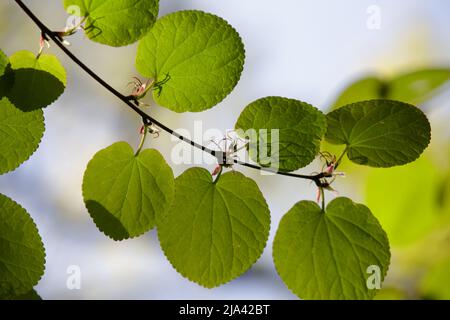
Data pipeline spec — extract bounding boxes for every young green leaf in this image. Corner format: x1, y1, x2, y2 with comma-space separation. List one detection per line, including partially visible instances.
325, 100, 431, 167
273, 197, 390, 300
82, 142, 174, 240
388, 69, 450, 105
235, 97, 327, 172
63, 0, 159, 47
331, 76, 386, 110
0, 194, 46, 297
158, 168, 270, 288
136, 10, 245, 112
0, 98, 45, 175
6, 51, 66, 111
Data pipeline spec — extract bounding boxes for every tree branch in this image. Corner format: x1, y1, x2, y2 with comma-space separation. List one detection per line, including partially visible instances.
14, 0, 325, 185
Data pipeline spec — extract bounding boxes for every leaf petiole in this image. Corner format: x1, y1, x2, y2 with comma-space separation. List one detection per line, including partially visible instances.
334, 146, 349, 170
320, 187, 325, 212
213, 165, 223, 184
135, 123, 149, 156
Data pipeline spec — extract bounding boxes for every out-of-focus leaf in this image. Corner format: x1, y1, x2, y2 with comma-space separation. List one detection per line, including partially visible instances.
330, 69, 450, 110
331, 76, 386, 110
374, 287, 407, 300
420, 257, 450, 300
366, 156, 440, 246
388, 69, 450, 105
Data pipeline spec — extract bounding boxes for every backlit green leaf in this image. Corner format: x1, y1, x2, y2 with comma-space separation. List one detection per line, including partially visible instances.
158, 168, 270, 288
0, 98, 45, 175
235, 97, 327, 172
82, 142, 174, 240
330, 69, 450, 110
273, 197, 390, 300
64, 0, 159, 47
0, 194, 46, 297
331, 77, 386, 110
325, 100, 431, 167
136, 10, 245, 112
6, 51, 66, 111
388, 69, 450, 105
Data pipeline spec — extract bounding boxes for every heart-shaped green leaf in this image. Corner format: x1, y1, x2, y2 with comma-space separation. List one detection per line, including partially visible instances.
235, 97, 327, 172
273, 197, 390, 300
136, 10, 245, 112
6, 51, 66, 111
63, 0, 159, 47
82, 142, 174, 240
0, 194, 46, 297
158, 168, 270, 288
325, 100, 431, 167
0, 97, 45, 175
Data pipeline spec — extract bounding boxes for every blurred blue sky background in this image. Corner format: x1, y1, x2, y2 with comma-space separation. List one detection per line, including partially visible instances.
1, 0, 450, 299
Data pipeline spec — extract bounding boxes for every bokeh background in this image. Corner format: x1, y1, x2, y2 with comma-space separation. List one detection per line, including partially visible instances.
1, 0, 450, 299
